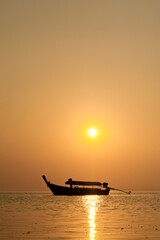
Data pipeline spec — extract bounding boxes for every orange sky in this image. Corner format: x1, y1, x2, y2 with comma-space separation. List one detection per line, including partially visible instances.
0, 0, 160, 191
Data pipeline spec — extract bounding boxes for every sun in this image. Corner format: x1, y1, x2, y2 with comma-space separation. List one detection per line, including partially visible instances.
88, 128, 98, 138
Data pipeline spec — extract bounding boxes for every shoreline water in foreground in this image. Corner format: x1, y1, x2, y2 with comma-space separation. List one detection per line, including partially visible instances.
0, 191, 160, 240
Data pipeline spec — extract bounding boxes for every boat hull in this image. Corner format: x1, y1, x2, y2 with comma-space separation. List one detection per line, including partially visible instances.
48, 183, 110, 195
42, 175, 110, 196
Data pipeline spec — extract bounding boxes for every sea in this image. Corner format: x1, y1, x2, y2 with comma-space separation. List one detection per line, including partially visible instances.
0, 191, 160, 240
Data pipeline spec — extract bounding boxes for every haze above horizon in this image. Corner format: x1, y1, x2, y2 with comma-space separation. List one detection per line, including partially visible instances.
0, 0, 160, 191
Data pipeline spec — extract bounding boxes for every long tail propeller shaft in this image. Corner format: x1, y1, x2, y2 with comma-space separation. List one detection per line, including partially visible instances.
109, 187, 131, 195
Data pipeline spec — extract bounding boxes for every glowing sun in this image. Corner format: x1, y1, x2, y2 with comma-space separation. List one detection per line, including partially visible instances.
88, 128, 98, 138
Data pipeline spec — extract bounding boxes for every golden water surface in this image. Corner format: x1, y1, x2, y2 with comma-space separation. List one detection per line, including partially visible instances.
0, 191, 160, 239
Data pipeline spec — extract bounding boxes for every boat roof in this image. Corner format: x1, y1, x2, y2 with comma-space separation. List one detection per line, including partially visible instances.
65, 179, 102, 186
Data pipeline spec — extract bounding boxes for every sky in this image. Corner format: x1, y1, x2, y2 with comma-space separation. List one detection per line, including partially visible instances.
0, 0, 160, 191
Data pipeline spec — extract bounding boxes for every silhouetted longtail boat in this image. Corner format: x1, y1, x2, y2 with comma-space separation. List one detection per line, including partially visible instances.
42, 175, 131, 196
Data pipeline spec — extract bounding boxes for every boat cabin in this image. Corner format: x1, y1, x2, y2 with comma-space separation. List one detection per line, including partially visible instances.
65, 178, 108, 189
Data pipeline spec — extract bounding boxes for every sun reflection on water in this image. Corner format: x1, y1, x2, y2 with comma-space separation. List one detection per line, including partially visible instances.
83, 196, 102, 240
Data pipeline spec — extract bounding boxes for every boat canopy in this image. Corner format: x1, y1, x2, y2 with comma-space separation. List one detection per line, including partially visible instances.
65, 178, 102, 186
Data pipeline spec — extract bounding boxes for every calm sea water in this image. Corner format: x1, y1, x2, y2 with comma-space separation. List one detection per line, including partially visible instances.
0, 191, 160, 240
